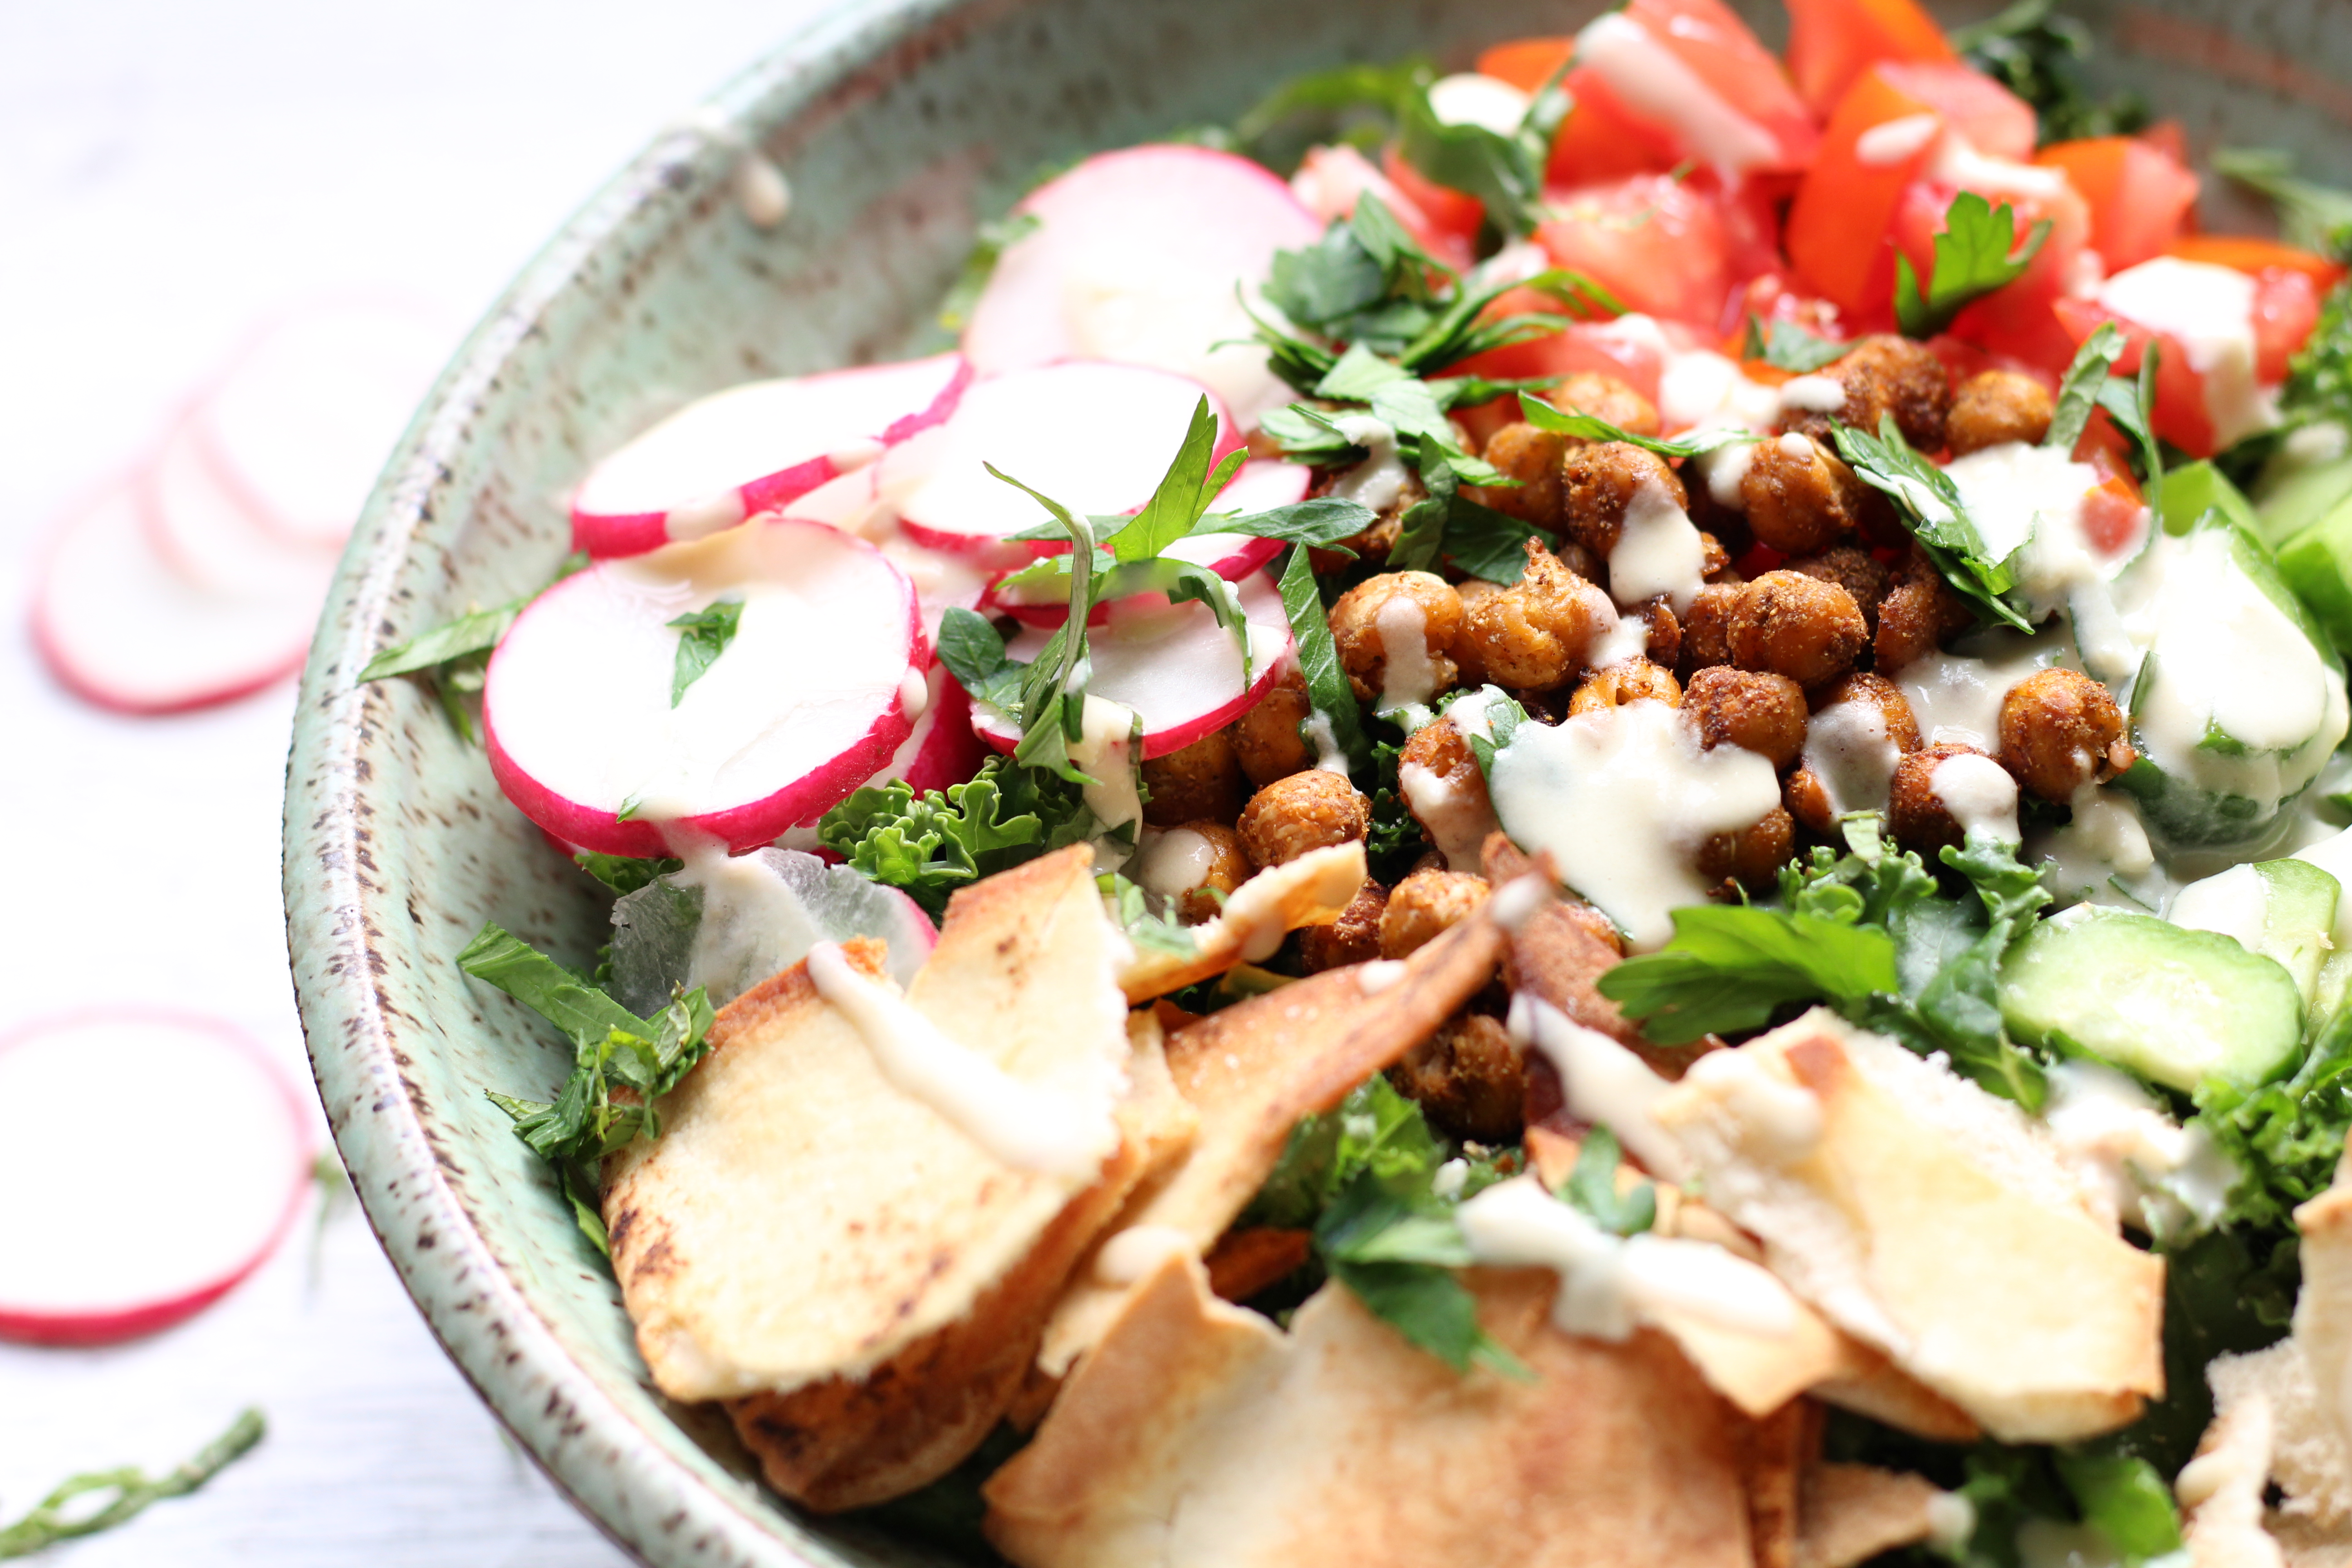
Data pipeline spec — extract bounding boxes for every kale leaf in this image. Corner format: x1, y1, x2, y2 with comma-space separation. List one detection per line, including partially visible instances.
818, 758, 1098, 918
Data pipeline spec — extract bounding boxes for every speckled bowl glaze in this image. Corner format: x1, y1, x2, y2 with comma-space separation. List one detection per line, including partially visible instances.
284, 0, 2352, 1562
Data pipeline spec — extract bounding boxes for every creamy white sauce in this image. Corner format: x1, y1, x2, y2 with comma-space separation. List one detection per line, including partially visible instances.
1357, 959, 1408, 995
1941, 440, 2141, 619
1329, 413, 1411, 512
1136, 826, 1217, 904
1606, 476, 1708, 613
1680, 1047, 1823, 1163
1430, 1157, 1470, 1200
1300, 709, 1351, 776
806, 941, 1121, 1176
1093, 1224, 1196, 1285
1702, 440, 1757, 509
1512, 995, 1690, 1182
1487, 701, 1782, 951
2042, 1058, 2236, 1236
897, 666, 930, 720
2031, 786, 2158, 904
1776, 374, 1847, 414
2168, 862, 2270, 951
1572, 12, 1780, 176
1375, 593, 1439, 714
1897, 630, 2072, 750
1585, 586, 1654, 669
2099, 257, 2280, 449
1801, 700, 1903, 819
1931, 752, 2022, 843
1398, 756, 1499, 872
1853, 112, 1942, 167
1428, 72, 1532, 134
1068, 695, 1144, 869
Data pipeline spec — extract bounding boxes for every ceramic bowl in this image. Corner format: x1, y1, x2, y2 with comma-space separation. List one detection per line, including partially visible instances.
283, 0, 2352, 1562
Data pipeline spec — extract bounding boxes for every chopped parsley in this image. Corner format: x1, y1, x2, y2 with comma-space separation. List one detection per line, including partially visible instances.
1517, 391, 1760, 460
1952, 0, 2149, 145
1276, 543, 1373, 780
1394, 60, 1569, 238
1741, 314, 1848, 373
665, 599, 742, 706
1894, 191, 2052, 341
2045, 320, 2129, 456
1830, 414, 2037, 631
355, 550, 588, 742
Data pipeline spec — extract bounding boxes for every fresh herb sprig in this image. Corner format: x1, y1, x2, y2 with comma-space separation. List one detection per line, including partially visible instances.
1952, 0, 2149, 145
1518, 392, 1760, 460
666, 600, 742, 706
1394, 61, 1570, 238
1276, 544, 1373, 779
2214, 148, 2352, 263
1830, 414, 2036, 631
1560, 1126, 1657, 1236
1741, 314, 1848, 373
1895, 191, 2051, 341
356, 551, 588, 741
0, 1408, 265, 1560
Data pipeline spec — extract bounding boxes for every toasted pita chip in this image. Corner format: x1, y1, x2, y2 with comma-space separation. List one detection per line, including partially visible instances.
1203, 1226, 1312, 1303
603, 847, 1182, 1509
1037, 910, 1507, 1375
2298, 1173, 2352, 1484
1653, 1009, 2163, 1442
986, 1257, 1757, 1568
2181, 1376, 2288, 1568
1119, 842, 1366, 1002
1739, 1399, 1817, 1568
1794, 1464, 1947, 1568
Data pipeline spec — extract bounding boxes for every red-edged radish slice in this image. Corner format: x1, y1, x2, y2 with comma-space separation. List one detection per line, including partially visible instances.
1163, 458, 1315, 579
571, 354, 971, 558
485, 519, 924, 856
32, 482, 318, 715
883, 362, 1237, 558
960, 146, 1323, 424
144, 421, 341, 600
786, 665, 986, 834
195, 297, 456, 549
971, 573, 1293, 759
0, 1010, 313, 1346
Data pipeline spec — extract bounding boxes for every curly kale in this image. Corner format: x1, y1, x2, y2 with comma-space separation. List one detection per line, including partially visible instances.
817, 758, 1099, 918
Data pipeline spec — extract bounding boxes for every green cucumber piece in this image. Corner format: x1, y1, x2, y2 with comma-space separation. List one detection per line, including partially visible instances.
2277, 494, 2352, 657
2255, 447, 2352, 552
2000, 911, 2304, 1090
2160, 459, 2262, 540
2167, 858, 2340, 1008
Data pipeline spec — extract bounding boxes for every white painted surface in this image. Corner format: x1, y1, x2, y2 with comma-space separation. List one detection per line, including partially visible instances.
0, 0, 835, 1562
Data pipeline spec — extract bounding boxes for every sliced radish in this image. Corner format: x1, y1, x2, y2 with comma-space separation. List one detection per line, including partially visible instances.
195, 297, 456, 549
971, 572, 1293, 759
484, 519, 924, 856
961, 146, 1323, 424
1164, 457, 1314, 579
883, 362, 1237, 559
0, 1010, 313, 1346
571, 354, 971, 558
32, 481, 319, 715
144, 421, 341, 601
880, 662, 988, 797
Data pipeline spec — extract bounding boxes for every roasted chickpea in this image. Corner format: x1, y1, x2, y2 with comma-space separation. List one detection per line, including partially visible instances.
1948, 370, 2055, 455
1873, 574, 1973, 674
1308, 469, 1416, 572
1388, 1011, 1524, 1143
1568, 658, 1681, 715
1728, 570, 1868, 687
1553, 371, 1661, 436
1141, 730, 1245, 827
1473, 422, 1569, 527
1328, 571, 1464, 706
1683, 667, 1808, 767
1396, 719, 1496, 868
1998, 667, 2130, 802
1699, 531, 1734, 581
1298, 877, 1387, 971
1137, 821, 1250, 923
1891, 743, 2015, 854
1786, 544, 1891, 632
1782, 672, 1924, 833
1786, 334, 1952, 453
1740, 433, 1872, 555
1633, 596, 1681, 672
1379, 868, 1491, 959
1450, 580, 1505, 687
1237, 769, 1371, 870
1696, 805, 1796, 892
1234, 663, 1313, 788
1561, 442, 1688, 559
1457, 539, 1602, 691
1677, 583, 1740, 679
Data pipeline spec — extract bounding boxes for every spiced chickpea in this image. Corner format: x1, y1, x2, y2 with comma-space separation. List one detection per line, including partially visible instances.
1328, 571, 1464, 705
1568, 658, 1681, 715
1787, 544, 1891, 631
1451, 580, 1505, 687
1998, 668, 2131, 802
1389, 1012, 1523, 1143
1234, 664, 1313, 788
1948, 370, 2054, 455
1144, 821, 1250, 924
1140, 730, 1245, 827
1700, 531, 1734, 581
1683, 667, 1808, 767
1308, 468, 1417, 572
1873, 573, 1973, 674
1740, 433, 1872, 555
1677, 583, 1740, 679
1696, 805, 1796, 892
1728, 570, 1868, 687
1236, 769, 1371, 870
1785, 334, 1952, 452
1457, 539, 1602, 691
1634, 596, 1681, 672
1397, 719, 1496, 867
1298, 877, 1387, 971
1379, 868, 1492, 959
1561, 442, 1687, 559
1783, 672, 1923, 833
1553, 371, 1661, 436
1473, 422, 1570, 527
1890, 743, 2004, 854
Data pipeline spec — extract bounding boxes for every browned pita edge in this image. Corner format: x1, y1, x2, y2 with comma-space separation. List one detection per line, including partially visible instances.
2181, 1340, 2352, 1564
1651, 1009, 2162, 1444
1034, 908, 1508, 1377
2297, 1171, 2352, 1489
1739, 1398, 1818, 1568
1118, 841, 1366, 1003
1204, 1226, 1313, 1303
985, 1255, 1758, 1568
1793, 1464, 1947, 1568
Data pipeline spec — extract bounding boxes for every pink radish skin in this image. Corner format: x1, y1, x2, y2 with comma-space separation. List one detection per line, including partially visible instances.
960, 147, 1323, 424
971, 572, 1294, 760
883, 362, 1239, 558
144, 420, 340, 600
793, 663, 986, 837
33, 482, 317, 716
571, 355, 971, 558
0, 1009, 314, 1347
484, 519, 925, 857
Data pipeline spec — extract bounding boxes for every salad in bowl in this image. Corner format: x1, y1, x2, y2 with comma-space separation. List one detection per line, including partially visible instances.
354, 0, 2352, 1561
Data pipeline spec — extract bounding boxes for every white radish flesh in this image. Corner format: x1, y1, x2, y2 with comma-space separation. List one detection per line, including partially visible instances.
0, 1011, 313, 1346
971, 572, 1294, 759
485, 519, 923, 856
144, 421, 341, 601
571, 354, 970, 557
882, 362, 1237, 557
33, 482, 320, 715
960, 146, 1323, 424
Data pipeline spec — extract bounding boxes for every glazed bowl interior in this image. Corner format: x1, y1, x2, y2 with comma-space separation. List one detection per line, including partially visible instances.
284, 0, 2352, 1563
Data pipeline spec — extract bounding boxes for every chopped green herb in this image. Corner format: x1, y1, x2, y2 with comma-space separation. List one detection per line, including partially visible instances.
1228, 58, 1432, 169
666, 599, 743, 706
2045, 320, 2129, 455
1394, 62, 1569, 239
1100, 871, 1199, 958
2054, 1451, 2184, 1560
937, 211, 1041, 331
572, 851, 683, 897
1518, 391, 1761, 460
357, 550, 588, 741
1953, 0, 2148, 145
1560, 1126, 1657, 1236
818, 758, 1099, 918
1741, 314, 1849, 373
0, 1408, 265, 1560
1894, 191, 2051, 341
1276, 544, 1372, 779
1831, 414, 2036, 631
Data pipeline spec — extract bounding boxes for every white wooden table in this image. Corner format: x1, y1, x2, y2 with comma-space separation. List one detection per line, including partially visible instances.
0, 2, 830, 1559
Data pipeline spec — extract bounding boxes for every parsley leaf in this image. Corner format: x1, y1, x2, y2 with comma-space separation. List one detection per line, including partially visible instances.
1831, 413, 2037, 631
1100, 872, 1198, 958
818, 757, 1098, 918
1953, 0, 2148, 145
1394, 63, 1569, 239
2215, 148, 2352, 263
2053, 1452, 2184, 1560
1894, 191, 2053, 340
1518, 391, 1761, 459
666, 599, 743, 706
1594, 904, 1902, 1045
1276, 544, 1372, 779
356, 551, 588, 741
1561, 1126, 1657, 1236
2099, 344, 2166, 514
933, 607, 1026, 715
1741, 314, 1849, 373
1228, 58, 1431, 169
2045, 320, 2129, 455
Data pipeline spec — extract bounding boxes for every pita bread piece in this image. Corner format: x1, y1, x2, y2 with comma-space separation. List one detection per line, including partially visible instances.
1651, 1009, 2163, 1443
1119, 842, 1366, 1002
1794, 1464, 1951, 1568
987, 1256, 1756, 1568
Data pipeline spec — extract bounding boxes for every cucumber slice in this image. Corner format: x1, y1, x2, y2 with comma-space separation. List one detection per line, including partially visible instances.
2255, 446, 2352, 552
2000, 910, 2304, 1090
2277, 494, 2352, 657
2168, 858, 2340, 1008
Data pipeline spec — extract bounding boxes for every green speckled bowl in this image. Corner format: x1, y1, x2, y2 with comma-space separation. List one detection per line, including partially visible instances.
283, 1, 2352, 1562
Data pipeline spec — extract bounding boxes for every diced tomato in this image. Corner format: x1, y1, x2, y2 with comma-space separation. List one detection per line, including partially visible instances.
2034, 137, 2200, 270
1477, 38, 1575, 93
1445, 315, 1671, 447
2081, 472, 2148, 555
1784, 0, 1956, 117
2139, 120, 2189, 166
2053, 295, 2220, 455
2163, 235, 2349, 291
1788, 66, 1949, 318
1892, 173, 2092, 376
1923, 333, 2056, 391
1624, 0, 1821, 172
2253, 267, 2323, 381
1380, 145, 1487, 254
1289, 144, 1471, 269
1876, 62, 2035, 162
1536, 173, 1733, 325
1474, 43, 1682, 187
1733, 271, 1847, 340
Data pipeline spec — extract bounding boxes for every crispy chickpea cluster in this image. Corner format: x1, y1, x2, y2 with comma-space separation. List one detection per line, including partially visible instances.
1328, 571, 1464, 705
1237, 769, 1370, 870
1562, 443, 1687, 559
1948, 370, 2055, 455
1457, 539, 1602, 690
1783, 334, 1952, 452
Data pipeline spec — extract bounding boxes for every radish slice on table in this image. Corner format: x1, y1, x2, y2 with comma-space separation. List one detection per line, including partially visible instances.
33, 482, 319, 715
144, 421, 341, 601
971, 572, 1293, 759
195, 298, 456, 549
485, 519, 924, 856
883, 362, 1236, 557
0, 1011, 313, 1346
961, 145, 1323, 423
571, 354, 971, 558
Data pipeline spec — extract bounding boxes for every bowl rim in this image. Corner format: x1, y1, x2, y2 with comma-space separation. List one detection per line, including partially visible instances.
280, 2, 963, 1563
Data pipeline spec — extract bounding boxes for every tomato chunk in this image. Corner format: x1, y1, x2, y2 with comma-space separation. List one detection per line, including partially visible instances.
1626, 0, 1819, 168
1875, 62, 2035, 162
1788, 66, 1947, 318
1537, 174, 1733, 325
2164, 235, 2349, 291
1784, 0, 1957, 117
1475, 42, 1683, 187
2034, 137, 2200, 270
2052, 296, 2220, 456
2253, 267, 2323, 382
1379, 144, 1488, 255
